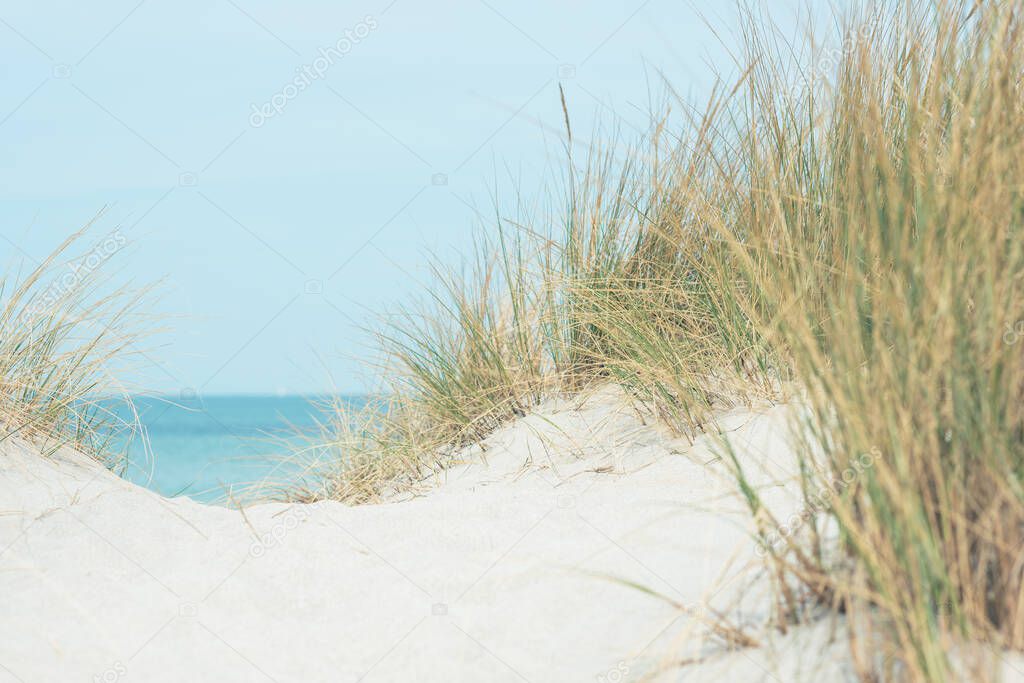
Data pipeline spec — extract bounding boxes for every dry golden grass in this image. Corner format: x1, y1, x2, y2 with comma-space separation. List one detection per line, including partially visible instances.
0, 222, 146, 464
715, 3, 1024, 679
306, 1, 1023, 678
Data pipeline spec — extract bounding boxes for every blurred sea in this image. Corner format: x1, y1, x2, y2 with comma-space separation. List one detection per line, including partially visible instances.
106, 395, 366, 504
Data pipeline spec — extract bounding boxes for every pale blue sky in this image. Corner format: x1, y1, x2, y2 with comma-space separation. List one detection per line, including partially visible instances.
1, 0, 803, 394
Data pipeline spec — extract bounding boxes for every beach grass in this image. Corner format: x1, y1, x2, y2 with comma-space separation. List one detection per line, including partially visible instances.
720, 3, 1024, 677
302, 0, 1023, 678
0, 221, 146, 464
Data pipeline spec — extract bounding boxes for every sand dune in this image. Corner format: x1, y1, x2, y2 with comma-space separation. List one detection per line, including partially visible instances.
2, 391, 1018, 682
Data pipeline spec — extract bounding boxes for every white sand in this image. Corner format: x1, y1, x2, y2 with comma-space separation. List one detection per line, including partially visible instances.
2, 389, 1021, 682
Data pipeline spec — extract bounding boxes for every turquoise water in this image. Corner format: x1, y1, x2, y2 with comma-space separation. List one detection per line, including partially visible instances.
108, 395, 365, 504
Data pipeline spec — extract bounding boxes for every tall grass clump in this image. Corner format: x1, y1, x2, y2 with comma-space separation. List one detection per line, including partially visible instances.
710, 2, 1024, 679
310, 1, 1024, 677
300, 235, 553, 502
308, 130, 786, 502
555, 118, 785, 438
0, 224, 145, 463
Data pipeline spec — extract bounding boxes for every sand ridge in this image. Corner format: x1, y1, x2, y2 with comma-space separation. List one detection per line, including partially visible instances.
0, 392, 914, 681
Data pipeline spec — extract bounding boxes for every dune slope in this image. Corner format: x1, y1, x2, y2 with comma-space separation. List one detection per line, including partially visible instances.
0, 391, 994, 682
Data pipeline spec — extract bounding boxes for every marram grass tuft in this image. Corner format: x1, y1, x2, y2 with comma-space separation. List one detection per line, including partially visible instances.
306, 2, 1024, 679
